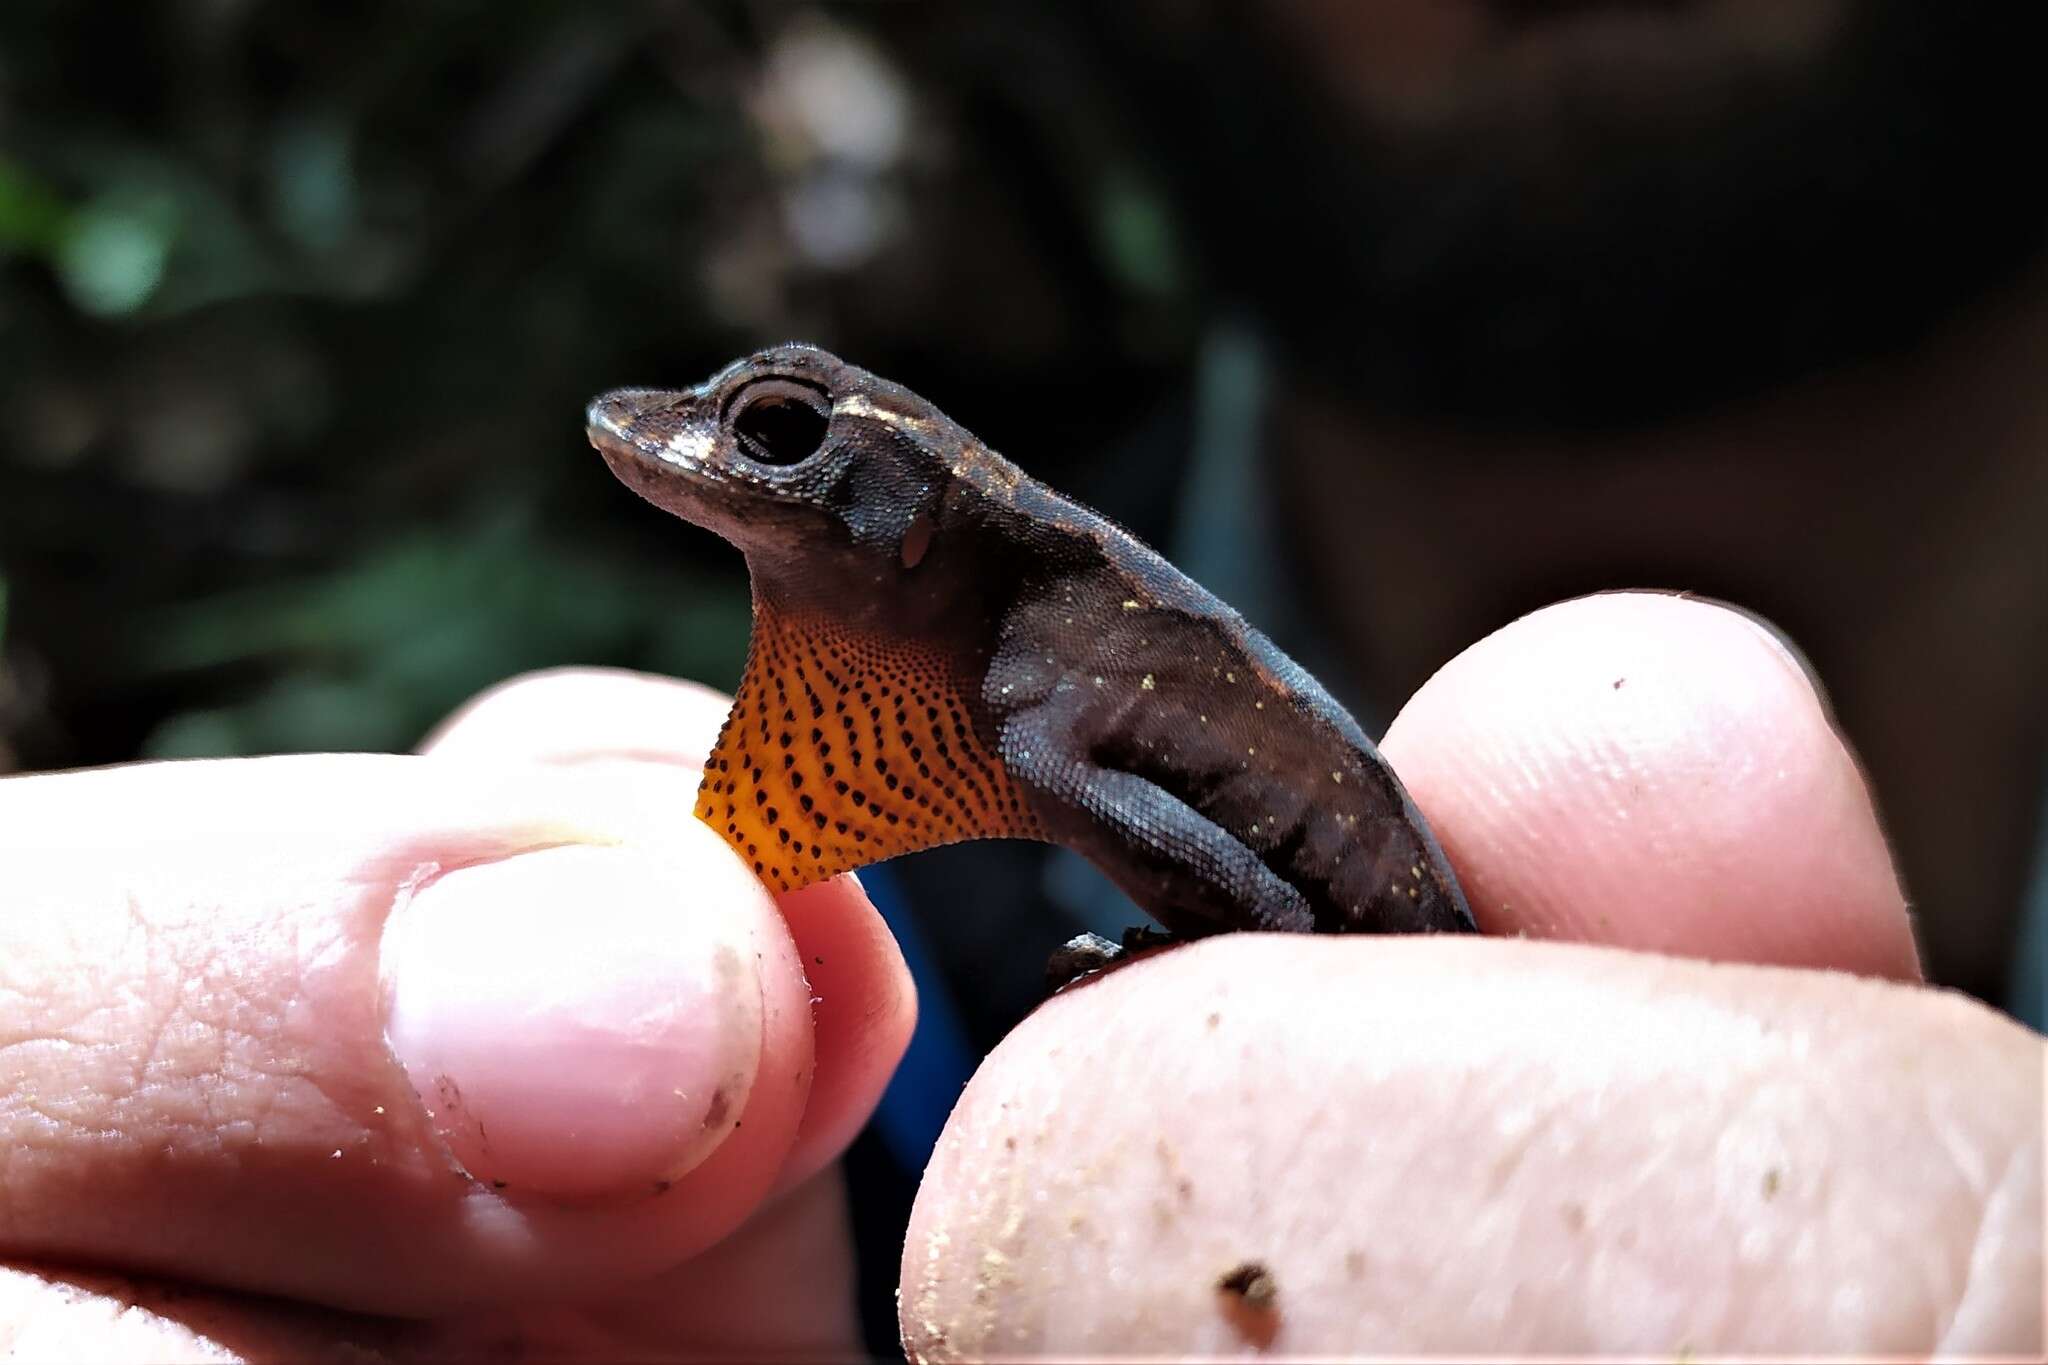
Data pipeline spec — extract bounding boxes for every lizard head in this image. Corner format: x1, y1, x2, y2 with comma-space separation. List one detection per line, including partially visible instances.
586, 343, 971, 592
588, 346, 1051, 889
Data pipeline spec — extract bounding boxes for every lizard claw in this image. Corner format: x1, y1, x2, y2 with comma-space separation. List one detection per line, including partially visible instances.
1042, 925, 1188, 995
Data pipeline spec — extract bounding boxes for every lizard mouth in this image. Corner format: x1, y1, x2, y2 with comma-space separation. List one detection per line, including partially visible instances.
584, 387, 728, 526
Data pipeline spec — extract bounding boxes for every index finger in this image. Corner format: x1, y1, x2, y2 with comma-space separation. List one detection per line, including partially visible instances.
1382, 592, 1920, 981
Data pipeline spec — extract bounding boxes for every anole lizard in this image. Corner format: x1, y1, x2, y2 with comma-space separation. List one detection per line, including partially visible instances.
586, 345, 1472, 951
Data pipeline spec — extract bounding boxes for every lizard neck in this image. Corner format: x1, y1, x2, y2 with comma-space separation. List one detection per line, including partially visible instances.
697, 599, 1045, 891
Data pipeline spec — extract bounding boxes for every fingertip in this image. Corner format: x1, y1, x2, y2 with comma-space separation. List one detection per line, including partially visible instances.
903, 935, 2037, 1357
381, 836, 786, 1201
775, 874, 918, 1189
419, 668, 918, 1198
1383, 592, 1920, 980
421, 667, 734, 767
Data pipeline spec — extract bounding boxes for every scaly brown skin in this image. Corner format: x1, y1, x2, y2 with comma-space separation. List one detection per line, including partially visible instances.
586, 344, 1472, 942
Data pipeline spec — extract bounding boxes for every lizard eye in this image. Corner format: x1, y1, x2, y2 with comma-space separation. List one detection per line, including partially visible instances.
727, 378, 831, 468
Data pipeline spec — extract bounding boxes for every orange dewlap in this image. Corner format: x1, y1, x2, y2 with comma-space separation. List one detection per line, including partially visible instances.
697, 604, 1046, 892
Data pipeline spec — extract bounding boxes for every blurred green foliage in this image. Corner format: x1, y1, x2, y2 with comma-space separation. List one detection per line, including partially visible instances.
139, 510, 751, 758
0, 2, 1193, 769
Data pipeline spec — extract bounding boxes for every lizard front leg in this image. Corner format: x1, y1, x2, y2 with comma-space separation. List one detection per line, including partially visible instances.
999, 704, 1317, 941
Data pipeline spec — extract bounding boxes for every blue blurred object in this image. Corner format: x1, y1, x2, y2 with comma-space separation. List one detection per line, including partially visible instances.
859, 861, 980, 1173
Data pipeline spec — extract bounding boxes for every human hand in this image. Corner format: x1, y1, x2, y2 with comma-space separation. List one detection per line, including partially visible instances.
1, 670, 914, 1361
900, 593, 2043, 1358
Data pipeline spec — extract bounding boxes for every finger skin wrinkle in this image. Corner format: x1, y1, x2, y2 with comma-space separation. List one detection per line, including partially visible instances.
4, 892, 278, 1159
1937, 1133, 2044, 1354
1920, 1085, 1996, 1340
1, 861, 391, 1257
1924, 1078, 2042, 1354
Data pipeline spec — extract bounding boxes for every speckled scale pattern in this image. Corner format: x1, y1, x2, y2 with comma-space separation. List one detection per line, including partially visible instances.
697, 602, 1045, 892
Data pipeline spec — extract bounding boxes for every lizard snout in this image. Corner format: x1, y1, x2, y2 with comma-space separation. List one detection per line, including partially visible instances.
585, 388, 669, 447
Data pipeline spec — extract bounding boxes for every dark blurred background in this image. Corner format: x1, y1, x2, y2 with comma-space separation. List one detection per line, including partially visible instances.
4, 0, 2044, 1347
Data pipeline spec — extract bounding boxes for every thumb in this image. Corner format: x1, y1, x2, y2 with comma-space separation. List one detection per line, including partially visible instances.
0, 755, 812, 1316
